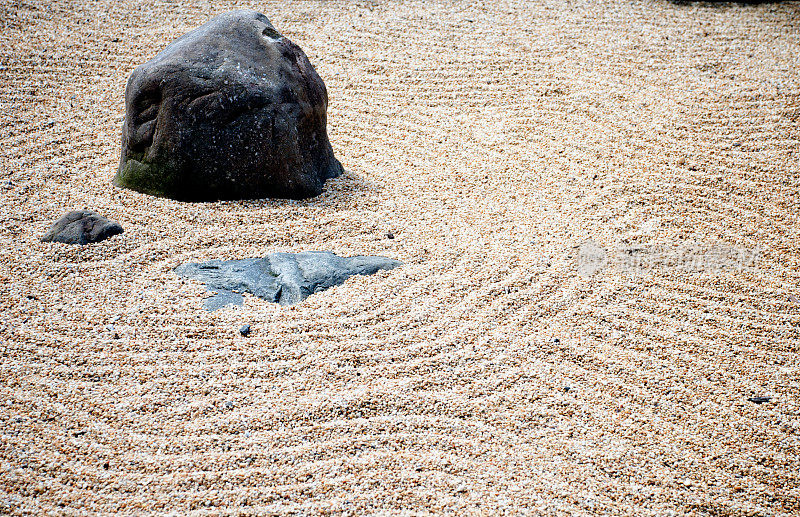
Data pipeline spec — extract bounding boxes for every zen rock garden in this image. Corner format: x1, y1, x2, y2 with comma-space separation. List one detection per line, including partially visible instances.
42, 9, 400, 308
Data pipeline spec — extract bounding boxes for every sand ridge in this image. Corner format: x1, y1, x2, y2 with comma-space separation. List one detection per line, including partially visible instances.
1, 0, 799, 514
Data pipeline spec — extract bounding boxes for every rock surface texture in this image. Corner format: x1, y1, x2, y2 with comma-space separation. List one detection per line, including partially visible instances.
175, 251, 401, 309
40, 210, 123, 245
115, 10, 342, 201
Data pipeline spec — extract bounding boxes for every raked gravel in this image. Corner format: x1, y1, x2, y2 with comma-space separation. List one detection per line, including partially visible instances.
1, 0, 799, 514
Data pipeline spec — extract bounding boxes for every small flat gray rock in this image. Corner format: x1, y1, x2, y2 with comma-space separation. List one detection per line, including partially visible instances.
175, 251, 401, 309
40, 210, 123, 245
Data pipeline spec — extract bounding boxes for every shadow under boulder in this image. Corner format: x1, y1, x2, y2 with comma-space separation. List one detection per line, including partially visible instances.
176, 251, 401, 310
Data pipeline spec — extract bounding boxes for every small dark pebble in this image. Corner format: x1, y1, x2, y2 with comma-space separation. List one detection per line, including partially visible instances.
103, 462, 110, 470
386, 232, 395, 239
551, 337, 560, 344
113, 333, 119, 340
563, 386, 571, 392
26, 295, 37, 300
73, 430, 87, 437
239, 324, 251, 337
40, 210, 123, 245
747, 396, 772, 404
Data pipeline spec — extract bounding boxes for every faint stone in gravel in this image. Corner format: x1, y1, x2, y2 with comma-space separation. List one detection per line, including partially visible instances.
239, 324, 251, 336
577, 240, 607, 276
175, 251, 401, 309
747, 396, 772, 404
40, 210, 123, 245
115, 9, 342, 201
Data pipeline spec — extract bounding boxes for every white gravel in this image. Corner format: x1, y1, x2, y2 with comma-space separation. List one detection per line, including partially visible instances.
1, 0, 799, 514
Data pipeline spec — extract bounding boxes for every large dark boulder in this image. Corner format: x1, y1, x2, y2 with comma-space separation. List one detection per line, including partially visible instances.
175, 251, 401, 309
40, 211, 123, 245
115, 10, 342, 201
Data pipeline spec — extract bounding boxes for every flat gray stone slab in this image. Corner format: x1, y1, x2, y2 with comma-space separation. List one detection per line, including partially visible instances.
175, 251, 401, 310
